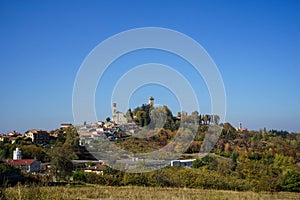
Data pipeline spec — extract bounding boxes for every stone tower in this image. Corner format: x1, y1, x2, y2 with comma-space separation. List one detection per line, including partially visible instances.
149, 96, 154, 107
113, 103, 117, 114
239, 122, 242, 130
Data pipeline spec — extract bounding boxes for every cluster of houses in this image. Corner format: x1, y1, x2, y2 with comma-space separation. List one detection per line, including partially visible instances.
78, 99, 156, 146
0, 118, 137, 176
0, 131, 23, 143
0, 124, 69, 175
0, 130, 51, 144
3, 147, 107, 176
0, 119, 137, 175
0, 124, 75, 145
77, 120, 138, 145
77, 101, 147, 145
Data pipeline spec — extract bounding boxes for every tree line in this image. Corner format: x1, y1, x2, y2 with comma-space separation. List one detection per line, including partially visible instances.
125, 104, 220, 131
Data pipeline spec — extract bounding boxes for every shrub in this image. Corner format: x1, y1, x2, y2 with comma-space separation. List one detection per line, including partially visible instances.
280, 170, 300, 192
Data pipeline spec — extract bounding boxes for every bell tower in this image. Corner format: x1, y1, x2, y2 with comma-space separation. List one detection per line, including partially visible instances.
113, 103, 117, 114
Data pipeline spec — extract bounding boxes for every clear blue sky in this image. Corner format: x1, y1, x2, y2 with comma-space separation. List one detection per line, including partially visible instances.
0, 0, 299, 133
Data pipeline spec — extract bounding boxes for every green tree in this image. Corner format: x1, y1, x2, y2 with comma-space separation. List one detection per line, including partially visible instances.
213, 115, 220, 125
136, 111, 147, 127
150, 108, 167, 129
191, 111, 199, 122
201, 115, 211, 125
231, 152, 238, 171
63, 127, 80, 152
126, 109, 133, 122
0, 143, 10, 159
21, 145, 49, 162
0, 161, 21, 174
273, 154, 294, 170
192, 158, 203, 168
49, 146, 74, 181
73, 171, 86, 182
192, 156, 217, 170
280, 170, 300, 192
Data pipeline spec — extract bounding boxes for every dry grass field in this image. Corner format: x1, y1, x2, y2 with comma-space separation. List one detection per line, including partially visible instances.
1, 185, 300, 200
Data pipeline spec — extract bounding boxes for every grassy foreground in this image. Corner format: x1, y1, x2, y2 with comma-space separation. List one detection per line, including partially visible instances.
1, 185, 300, 200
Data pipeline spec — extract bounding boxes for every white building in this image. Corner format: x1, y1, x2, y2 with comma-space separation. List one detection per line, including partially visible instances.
8, 148, 41, 173
170, 159, 196, 167
112, 103, 128, 125
13, 148, 22, 160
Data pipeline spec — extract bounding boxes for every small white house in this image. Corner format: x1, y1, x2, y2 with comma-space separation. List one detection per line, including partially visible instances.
170, 159, 196, 167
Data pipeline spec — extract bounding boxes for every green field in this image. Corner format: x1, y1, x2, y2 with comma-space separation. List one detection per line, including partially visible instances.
1, 185, 300, 200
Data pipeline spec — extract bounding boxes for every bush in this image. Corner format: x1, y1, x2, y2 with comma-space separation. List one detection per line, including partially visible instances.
73, 171, 86, 182
280, 170, 300, 192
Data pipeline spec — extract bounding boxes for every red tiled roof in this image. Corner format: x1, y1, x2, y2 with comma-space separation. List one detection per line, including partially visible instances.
6, 159, 36, 166
26, 130, 48, 134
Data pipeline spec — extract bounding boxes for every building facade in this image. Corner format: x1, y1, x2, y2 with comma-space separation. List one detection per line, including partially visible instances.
13, 148, 22, 160
25, 129, 50, 144
7, 148, 41, 173
112, 103, 128, 125
6, 159, 41, 173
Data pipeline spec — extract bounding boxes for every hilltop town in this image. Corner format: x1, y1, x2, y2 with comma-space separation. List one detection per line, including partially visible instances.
0, 97, 300, 192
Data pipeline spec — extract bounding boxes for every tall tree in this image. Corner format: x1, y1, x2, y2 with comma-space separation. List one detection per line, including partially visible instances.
126, 109, 133, 122
49, 146, 75, 181
213, 115, 220, 125
136, 111, 147, 127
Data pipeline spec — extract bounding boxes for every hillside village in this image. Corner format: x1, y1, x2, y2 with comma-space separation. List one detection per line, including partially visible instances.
0, 97, 300, 192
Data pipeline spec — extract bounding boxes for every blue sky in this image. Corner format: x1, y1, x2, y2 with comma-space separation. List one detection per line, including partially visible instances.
0, 0, 299, 133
